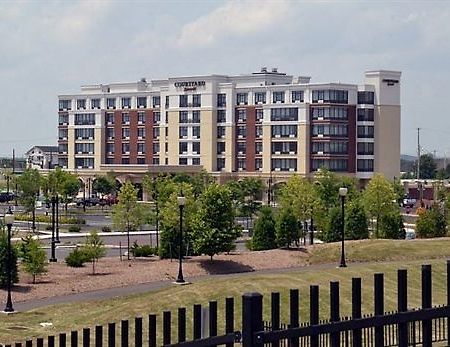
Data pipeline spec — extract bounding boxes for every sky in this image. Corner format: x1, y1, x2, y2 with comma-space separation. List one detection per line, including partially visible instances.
0, 0, 449, 158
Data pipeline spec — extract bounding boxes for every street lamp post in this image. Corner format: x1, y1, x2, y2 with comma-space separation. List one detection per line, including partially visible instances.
55, 195, 60, 243
338, 187, 348, 268
176, 194, 186, 284
49, 196, 57, 262
4, 208, 15, 313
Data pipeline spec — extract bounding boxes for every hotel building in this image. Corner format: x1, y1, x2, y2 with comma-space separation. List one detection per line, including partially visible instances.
58, 68, 401, 192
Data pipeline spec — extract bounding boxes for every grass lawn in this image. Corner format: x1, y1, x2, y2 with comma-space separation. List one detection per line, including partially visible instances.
1, 258, 449, 344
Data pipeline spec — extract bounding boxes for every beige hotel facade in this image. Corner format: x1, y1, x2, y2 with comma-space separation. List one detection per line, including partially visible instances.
57, 68, 401, 195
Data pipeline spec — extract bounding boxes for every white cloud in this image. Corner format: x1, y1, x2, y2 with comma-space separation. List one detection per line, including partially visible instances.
176, 0, 290, 47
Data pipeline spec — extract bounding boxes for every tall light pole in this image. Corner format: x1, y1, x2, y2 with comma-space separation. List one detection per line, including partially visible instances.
338, 187, 348, 268
176, 194, 186, 284
49, 196, 57, 262
3, 208, 15, 313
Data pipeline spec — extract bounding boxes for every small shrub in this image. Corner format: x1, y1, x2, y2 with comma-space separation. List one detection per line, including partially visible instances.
130, 241, 155, 257
101, 226, 112, 233
416, 207, 447, 238
65, 248, 88, 267
68, 225, 81, 233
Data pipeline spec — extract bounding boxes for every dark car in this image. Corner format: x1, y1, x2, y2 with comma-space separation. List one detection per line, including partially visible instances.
0, 192, 15, 203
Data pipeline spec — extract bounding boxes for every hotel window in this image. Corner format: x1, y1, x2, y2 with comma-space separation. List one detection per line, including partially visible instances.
122, 128, 130, 139
75, 158, 94, 169
107, 98, 116, 109
59, 99, 71, 111
255, 92, 266, 104
58, 114, 69, 125
312, 141, 347, 154
273, 91, 285, 103
152, 142, 160, 154
217, 93, 226, 107
165, 142, 168, 152
59, 158, 68, 167
237, 93, 248, 105
152, 157, 160, 165
74, 113, 96, 125
75, 143, 94, 154
179, 158, 188, 165
256, 109, 264, 122
138, 112, 145, 124
357, 125, 374, 138
165, 96, 169, 108
58, 143, 68, 153
256, 126, 263, 138
192, 110, 201, 123
76, 99, 86, 110
179, 95, 188, 107
106, 128, 114, 139
75, 128, 94, 139
217, 110, 226, 123
192, 126, 200, 138
357, 159, 374, 172
271, 159, 297, 171
312, 107, 348, 120
122, 113, 130, 124
272, 142, 297, 154
237, 159, 246, 170
271, 125, 297, 138
106, 113, 114, 124
312, 90, 348, 104
122, 143, 130, 154
121, 97, 131, 109
91, 98, 100, 109
217, 158, 225, 170
179, 111, 188, 123
255, 158, 263, 170
271, 108, 298, 121
291, 90, 304, 102
236, 109, 246, 122
255, 142, 263, 154
237, 142, 246, 154
312, 124, 348, 137
357, 109, 374, 122
152, 96, 161, 107
237, 126, 246, 138
153, 127, 160, 138
311, 159, 348, 172
137, 158, 146, 164
153, 111, 161, 123
122, 158, 130, 164
179, 142, 188, 154
192, 94, 201, 107
179, 126, 188, 138
137, 143, 145, 154
192, 158, 200, 165
357, 142, 374, 155
357, 91, 375, 104
217, 142, 225, 154
217, 126, 226, 138
137, 97, 147, 108
106, 143, 114, 154
137, 128, 145, 139
192, 142, 200, 154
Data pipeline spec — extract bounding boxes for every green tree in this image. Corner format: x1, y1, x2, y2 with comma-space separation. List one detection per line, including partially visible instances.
379, 211, 405, 239
19, 235, 47, 284
321, 206, 342, 243
313, 169, 341, 209
192, 184, 240, 260
81, 231, 106, 274
17, 169, 41, 233
112, 182, 143, 259
275, 207, 299, 248
251, 206, 277, 250
361, 174, 397, 238
391, 178, 405, 206
417, 154, 437, 179
0, 232, 18, 288
93, 174, 116, 196
416, 207, 447, 238
345, 200, 369, 240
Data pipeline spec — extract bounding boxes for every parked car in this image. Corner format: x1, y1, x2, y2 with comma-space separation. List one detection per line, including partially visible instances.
402, 198, 417, 208
405, 228, 416, 240
0, 192, 15, 203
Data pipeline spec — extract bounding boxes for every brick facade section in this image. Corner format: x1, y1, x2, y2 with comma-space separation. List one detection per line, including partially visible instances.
245, 106, 256, 172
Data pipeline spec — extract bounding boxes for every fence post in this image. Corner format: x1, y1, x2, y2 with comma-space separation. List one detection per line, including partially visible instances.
148, 314, 157, 347
447, 260, 450, 345
25, 341, 33, 347
210, 300, 218, 337
70, 331, 78, 347
193, 304, 202, 340
135, 317, 143, 347
225, 297, 234, 347
242, 292, 263, 347
290, 289, 299, 347
83, 328, 90, 347
422, 264, 432, 347
95, 326, 103, 347
178, 307, 186, 343
330, 281, 340, 347
352, 278, 362, 347
163, 311, 171, 345
310, 285, 319, 347
271, 292, 280, 347
107, 322, 115, 347
48, 336, 55, 347
398, 269, 408, 347
121, 320, 129, 347
374, 273, 384, 347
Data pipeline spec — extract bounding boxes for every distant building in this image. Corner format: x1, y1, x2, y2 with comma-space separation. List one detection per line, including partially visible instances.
25, 146, 58, 170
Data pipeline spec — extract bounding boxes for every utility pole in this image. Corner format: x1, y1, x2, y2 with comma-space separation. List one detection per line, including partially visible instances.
416, 128, 421, 180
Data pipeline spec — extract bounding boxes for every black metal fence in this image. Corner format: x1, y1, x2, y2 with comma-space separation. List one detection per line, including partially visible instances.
6, 261, 450, 347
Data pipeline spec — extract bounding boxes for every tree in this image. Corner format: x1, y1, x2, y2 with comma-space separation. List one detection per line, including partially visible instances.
415, 154, 437, 179
416, 206, 447, 238
345, 200, 369, 240
391, 178, 405, 206
191, 184, 240, 260
321, 206, 342, 243
93, 175, 116, 196
239, 177, 264, 230
44, 167, 80, 214
0, 232, 18, 288
361, 174, 397, 238
379, 211, 405, 239
251, 206, 277, 250
17, 169, 41, 233
112, 182, 143, 259
275, 207, 299, 248
59, 173, 81, 213
81, 231, 106, 274
313, 169, 341, 209
19, 235, 47, 284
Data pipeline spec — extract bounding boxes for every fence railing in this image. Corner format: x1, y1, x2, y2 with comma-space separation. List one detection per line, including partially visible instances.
5, 261, 450, 347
